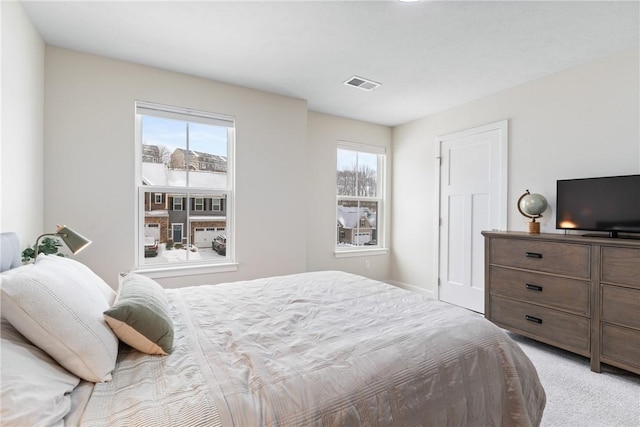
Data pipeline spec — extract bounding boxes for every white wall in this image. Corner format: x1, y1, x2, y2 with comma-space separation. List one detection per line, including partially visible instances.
306, 112, 392, 281
44, 47, 309, 288
11, 7, 638, 293
391, 48, 640, 293
0, 2, 45, 247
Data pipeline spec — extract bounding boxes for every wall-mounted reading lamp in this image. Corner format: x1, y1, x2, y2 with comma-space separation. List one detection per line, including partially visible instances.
33, 225, 92, 263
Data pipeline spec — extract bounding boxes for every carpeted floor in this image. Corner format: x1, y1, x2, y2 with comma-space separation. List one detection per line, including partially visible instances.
508, 332, 640, 427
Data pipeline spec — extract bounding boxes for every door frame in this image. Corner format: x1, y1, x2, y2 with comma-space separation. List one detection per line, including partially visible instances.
434, 120, 508, 303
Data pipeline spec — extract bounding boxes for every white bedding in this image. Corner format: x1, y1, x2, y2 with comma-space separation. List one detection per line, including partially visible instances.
80, 271, 546, 426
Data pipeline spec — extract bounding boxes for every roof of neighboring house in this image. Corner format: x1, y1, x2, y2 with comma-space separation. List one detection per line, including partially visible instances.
337, 206, 376, 229
142, 162, 227, 188
142, 144, 160, 154
172, 148, 227, 165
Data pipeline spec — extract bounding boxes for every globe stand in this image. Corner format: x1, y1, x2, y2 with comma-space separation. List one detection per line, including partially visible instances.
527, 221, 540, 234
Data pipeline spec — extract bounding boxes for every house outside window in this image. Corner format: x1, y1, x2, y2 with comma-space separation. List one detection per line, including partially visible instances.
136, 101, 235, 269
336, 141, 386, 252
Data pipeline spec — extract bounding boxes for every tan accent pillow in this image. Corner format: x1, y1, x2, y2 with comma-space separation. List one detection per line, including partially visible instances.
104, 273, 174, 355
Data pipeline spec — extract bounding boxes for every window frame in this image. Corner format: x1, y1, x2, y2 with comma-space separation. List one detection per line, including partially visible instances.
212, 198, 222, 212
194, 197, 204, 211
135, 101, 237, 276
335, 141, 388, 258
172, 196, 183, 211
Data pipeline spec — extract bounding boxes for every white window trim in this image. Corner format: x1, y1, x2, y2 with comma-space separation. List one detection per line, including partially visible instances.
134, 101, 236, 274
335, 141, 387, 255
136, 262, 239, 278
136, 101, 234, 128
337, 140, 386, 155
334, 248, 389, 258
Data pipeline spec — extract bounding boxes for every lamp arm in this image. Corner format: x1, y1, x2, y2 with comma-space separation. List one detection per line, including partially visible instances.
32, 233, 59, 263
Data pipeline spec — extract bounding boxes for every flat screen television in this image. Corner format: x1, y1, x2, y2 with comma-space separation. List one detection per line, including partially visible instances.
556, 174, 640, 237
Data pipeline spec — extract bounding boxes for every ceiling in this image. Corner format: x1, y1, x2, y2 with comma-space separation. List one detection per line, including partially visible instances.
22, 0, 640, 127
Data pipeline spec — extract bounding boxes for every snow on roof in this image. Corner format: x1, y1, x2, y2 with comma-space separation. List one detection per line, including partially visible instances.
142, 163, 227, 188
181, 170, 227, 188
145, 210, 169, 217
189, 215, 226, 221
337, 205, 376, 229
142, 163, 168, 186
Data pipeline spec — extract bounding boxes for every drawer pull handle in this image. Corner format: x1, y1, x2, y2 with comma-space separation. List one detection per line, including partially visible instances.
525, 284, 543, 292
525, 252, 543, 259
525, 315, 543, 324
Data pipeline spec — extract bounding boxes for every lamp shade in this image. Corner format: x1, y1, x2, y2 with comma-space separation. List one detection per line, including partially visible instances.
55, 225, 92, 254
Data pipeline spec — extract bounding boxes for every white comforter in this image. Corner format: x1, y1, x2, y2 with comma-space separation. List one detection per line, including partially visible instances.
80, 271, 545, 426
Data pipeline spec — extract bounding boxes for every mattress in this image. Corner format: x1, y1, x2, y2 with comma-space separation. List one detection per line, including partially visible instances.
80, 271, 545, 426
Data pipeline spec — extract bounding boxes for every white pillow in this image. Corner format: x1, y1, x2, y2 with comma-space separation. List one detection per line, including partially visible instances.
1, 318, 80, 426
39, 254, 117, 306
0, 254, 119, 382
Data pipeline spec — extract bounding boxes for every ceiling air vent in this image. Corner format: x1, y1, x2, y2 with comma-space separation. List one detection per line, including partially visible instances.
343, 75, 381, 91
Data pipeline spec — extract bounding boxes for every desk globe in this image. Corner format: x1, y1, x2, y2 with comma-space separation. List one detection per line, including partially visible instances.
517, 190, 548, 233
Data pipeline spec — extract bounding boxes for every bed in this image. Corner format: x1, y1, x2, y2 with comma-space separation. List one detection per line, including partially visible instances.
0, 232, 546, 426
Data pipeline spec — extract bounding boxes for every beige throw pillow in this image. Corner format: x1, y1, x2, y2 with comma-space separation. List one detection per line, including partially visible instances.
104, 273, 174, 355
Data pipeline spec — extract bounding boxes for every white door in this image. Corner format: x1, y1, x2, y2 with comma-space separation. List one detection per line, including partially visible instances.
437, 121, 508, 313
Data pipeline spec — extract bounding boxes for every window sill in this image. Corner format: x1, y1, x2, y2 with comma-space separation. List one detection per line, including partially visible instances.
334, 248, 389, 258
134, 262, 238, 279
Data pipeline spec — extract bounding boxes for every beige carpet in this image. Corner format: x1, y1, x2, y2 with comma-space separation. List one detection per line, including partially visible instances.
508, 332, 640, 427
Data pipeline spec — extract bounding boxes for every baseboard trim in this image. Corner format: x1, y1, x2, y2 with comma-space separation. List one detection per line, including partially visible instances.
386, 280, 436, 298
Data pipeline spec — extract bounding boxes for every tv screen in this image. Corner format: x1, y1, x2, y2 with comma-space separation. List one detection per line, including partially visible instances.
556, 174, 640, 236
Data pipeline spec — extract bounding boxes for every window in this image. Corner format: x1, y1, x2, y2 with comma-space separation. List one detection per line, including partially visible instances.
212, 197, 223, 212
336, 142, 385, 251
194, 197, 204, 211
172, 196, 183, 211
136, 101, 235, 269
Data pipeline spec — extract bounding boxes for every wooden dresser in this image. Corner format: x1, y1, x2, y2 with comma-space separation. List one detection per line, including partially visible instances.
482, 231, 640, 375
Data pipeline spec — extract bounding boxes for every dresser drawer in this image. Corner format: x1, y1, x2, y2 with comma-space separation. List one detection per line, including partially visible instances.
490, 266, 589, 315
601, 247, 640, 289
601, 323, 640, 371
490, 238, 590, 278
490, 295, 590, 354
601, 285, 640, 329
